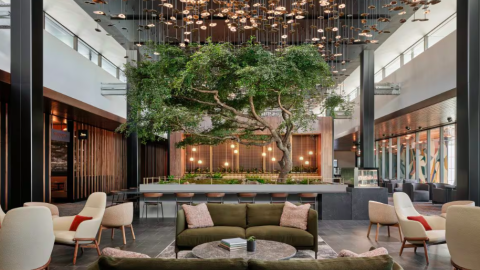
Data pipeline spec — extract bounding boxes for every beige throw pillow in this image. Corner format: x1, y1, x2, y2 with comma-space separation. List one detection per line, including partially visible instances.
280, 201, 310, 230
182, 203, 214, 229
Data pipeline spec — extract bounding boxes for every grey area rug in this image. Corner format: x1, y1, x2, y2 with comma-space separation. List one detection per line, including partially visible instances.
156, 236, 337, 260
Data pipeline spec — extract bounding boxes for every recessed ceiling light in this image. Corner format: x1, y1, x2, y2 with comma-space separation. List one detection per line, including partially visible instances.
95, 28, 101, 32
93, 11, 105, 15
118, 13, 126, 19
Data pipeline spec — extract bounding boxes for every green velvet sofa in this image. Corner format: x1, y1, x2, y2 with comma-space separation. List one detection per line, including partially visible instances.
88, 255, 403, 270
175, 203, 318, 258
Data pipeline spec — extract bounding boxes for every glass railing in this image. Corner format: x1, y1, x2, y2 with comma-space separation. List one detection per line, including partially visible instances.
44, 12, 126, 83
345, 13, 457, 100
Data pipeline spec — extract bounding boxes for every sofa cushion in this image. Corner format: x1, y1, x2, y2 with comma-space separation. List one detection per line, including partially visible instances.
247, 204, 284, 227
246, 225, 314, 247
280, 202, 310, 230
248, 255, 394, 270
176, 226, 246, 247
91, 256, 248, 270
207, 203, 247, 228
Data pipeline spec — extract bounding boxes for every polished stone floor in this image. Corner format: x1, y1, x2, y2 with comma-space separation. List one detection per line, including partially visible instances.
50, 197, 451, 270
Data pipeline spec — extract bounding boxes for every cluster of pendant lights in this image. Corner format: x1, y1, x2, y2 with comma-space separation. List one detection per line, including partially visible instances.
88, 0, 442, 76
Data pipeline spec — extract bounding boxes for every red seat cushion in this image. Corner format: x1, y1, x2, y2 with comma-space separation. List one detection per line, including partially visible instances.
407, 216, 432, 231
69, 215, 93, 231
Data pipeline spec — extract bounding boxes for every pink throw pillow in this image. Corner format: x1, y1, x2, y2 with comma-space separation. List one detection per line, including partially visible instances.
338, 247, 389, 258
280, 201, 310, 230
102, 247, 150, 258
182, 203, 214, 229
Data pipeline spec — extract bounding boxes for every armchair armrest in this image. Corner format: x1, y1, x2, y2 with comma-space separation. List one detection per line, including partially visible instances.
423, 216, 446, 230
307, 209, 318, 251
176, 209, 187, 236
53, 216, 75, 231
75, 218, 102, 239
399, 219, 428, 239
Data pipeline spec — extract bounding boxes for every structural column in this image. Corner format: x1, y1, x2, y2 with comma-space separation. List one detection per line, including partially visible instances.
9, 0, 44, 208
126, 50, 141, 188
359, 50, 375, 168
456, 0, 480, 203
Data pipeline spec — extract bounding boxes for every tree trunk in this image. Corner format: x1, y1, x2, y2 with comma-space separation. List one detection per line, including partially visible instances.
276, 138, 292, 183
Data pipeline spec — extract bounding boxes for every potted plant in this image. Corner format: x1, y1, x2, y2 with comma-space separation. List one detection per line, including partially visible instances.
247, 236, 256, 252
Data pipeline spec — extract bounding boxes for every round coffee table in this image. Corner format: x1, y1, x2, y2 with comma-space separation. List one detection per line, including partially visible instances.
192, 240, 296, 261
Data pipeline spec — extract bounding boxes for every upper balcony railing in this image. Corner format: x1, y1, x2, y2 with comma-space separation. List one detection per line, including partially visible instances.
346, 13, 457, 101
44, 12, 126, 82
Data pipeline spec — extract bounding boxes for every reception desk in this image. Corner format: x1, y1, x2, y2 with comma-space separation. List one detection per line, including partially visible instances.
138, 184, 387, 220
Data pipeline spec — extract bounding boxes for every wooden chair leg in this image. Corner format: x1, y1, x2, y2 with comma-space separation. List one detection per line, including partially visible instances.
423, 241, 429, 265
111, 228, 115, 239
388, 226, 390, 237
367, 222, 373, 238
399, 239, 406, 256
398, 226, 403, 242
73, 241, 79, 265
375, 223, 380, 242
129, 224, 136, 240
94, 240, 102, 256
97, 226, 103, 245
121, 225, 126, 245
414, 247, 417, 253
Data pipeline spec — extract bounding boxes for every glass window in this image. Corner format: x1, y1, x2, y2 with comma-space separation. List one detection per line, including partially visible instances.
412, 39, 424, 58
385, 57, 401, 77
418, 131, 428, 183
374, 71, 383, 83
443, 125, 456, 185
399, 136, 407, 180
407, 135, 416, 180
119, 70, 127, 83
348, 88, 358, 101
429, 128, 441, 183
392, 138, 398, 179
78, 40, 94, 61
45, 16, 74, 48
378, 141, 383, 178
102, 57, 117, 77
428, 15, 456, 48
403, 51, 412, 65
385, 139, 391, 178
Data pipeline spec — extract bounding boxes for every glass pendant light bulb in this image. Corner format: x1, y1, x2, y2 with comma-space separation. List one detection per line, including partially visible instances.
198, 160, 202, 164
224, 162, 229, 166
309, 151, 313, 155
299, 156, 304, 161
262, 153, 266, 157
234, 150, 238, 154
305, 161, 309, 165
192, 147, 197, 152
272, 157, 276, 162
268, 147, 272, 151
231, 144, 235, 148
118, 13, 126, 19
189, 157, 194, 161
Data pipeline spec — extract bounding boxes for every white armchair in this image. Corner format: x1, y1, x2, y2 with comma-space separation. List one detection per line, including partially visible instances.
367, 201, 401, 242
53, 192, 106, 264
446, 205, 480, 270
24, 202, 60, 219
0, 206, 55, 270
393, 192, 446, 265
440, 200, 475, 218
98, 202, 135, 245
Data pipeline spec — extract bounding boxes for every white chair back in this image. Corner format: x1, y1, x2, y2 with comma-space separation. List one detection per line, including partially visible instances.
102, 202, 133, 227
446, 206, 480, 269
79, 192, 107, 219
369, 201, 398, 224
393, 192, 420, 220
0, 205, 5, 225
0, 207, 54, 270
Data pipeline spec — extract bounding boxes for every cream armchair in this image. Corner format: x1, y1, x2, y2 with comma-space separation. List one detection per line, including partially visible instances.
393, 192, 446, 265
53, 192, 106, 264
440, 200, 475, 218
367, 201, 401, 242
24, 202, 60, 219
0, 206, 55, 270
446, 205, 480, 270
98, 202, 135, 245
0, 205, 5, 226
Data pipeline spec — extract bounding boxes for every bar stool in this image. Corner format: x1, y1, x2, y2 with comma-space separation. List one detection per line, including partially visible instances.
111, 190, 125, 206
299, 193, 318, 211
142, 193, 164, 220
270, 193, 288, 204
128, 187, 140, 210
237, 193, 256, 204
175, 193, 195, 216
206, 193, 225, 204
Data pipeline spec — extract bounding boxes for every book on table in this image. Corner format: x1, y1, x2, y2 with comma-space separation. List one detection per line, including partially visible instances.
219, 238, 247, 250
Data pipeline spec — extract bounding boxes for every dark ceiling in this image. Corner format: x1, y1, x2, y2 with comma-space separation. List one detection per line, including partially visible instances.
74, 0, 415, 84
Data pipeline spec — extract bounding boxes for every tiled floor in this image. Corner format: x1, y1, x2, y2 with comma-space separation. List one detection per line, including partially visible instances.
50, 198, 451, 270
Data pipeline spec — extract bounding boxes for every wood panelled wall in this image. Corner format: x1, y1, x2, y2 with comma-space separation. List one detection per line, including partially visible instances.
73, 122, 127, 201
141, 140, 168, 180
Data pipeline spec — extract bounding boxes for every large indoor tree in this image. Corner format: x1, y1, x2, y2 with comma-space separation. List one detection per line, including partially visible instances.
119, 41, 352, 181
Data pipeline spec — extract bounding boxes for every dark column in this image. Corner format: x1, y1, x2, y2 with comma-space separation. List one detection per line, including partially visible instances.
456, 0, 480, 204
9, 0, 44, 207
126, 50, 141, 188
67, 120, 75, 202
0, 102, 6, 209
44, 115, 50, 203
359, 50, 375, 168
